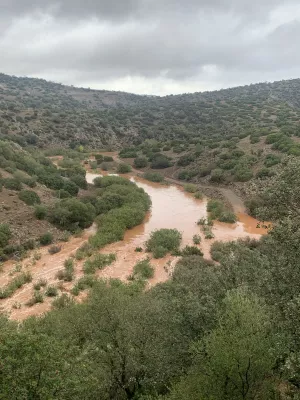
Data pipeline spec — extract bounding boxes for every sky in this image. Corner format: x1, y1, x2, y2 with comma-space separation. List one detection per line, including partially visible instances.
1, 0, 300, 95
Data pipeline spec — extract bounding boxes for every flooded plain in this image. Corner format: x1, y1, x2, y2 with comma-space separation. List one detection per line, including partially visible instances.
0, 168, 268, 320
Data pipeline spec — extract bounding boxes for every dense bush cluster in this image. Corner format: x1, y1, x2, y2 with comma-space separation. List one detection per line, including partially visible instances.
146, 228, 182, 258
18, 190, 41, 205
207, 199, 237, 223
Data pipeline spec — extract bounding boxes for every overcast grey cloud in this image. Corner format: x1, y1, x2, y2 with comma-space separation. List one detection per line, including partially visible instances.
1, 0, 300, 95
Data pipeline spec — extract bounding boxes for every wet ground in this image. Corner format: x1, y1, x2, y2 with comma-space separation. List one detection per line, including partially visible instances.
0, 164, 268, 320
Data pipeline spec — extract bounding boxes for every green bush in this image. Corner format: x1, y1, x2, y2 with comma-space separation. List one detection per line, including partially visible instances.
146, 229, 182, 258
152, 246, 168, 259
48, 198, 96, 231
207, 199, 237, 223
103, 156, 113, 162
181, 246, 203, 256
95, 154, 104, 164
62, 180, 79, 196
0, 224, 11, 248
39, 232, 53, 246
93, 176, 132, 188
34, 205, 47, 220
119, 148, 138, 158
117, 163, 132, 173
70, 174, 88, 190
218, 211, 237, 223
26, 291, 44, 306
143, 171, 164, 183
193, 234, 201, 245
184, 184, 198, 193
45, 286, 58, 297
264, 154, 281, 167
134, 157, 148, 168
3, 178, 22, 191
56, 258, 74, 282
18, 190, 41, 205
151, 154, 171, 169
210, 169, 225, 183
0, 272, 32, 299
132, 258, 154, 280
83, 253, 116, 275
52, 294, 74, 309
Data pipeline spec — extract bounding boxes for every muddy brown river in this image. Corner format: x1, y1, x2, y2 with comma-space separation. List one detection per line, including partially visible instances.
0, 169, 268, 320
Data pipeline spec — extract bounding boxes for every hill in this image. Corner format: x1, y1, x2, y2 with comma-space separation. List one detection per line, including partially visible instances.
1, 73, 300, 189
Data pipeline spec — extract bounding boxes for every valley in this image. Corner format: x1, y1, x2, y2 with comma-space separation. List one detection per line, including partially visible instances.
0, 155, 267, 319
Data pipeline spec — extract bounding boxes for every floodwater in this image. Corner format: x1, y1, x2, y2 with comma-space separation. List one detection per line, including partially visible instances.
0, 169, 268, 320
86, 172, 267, 284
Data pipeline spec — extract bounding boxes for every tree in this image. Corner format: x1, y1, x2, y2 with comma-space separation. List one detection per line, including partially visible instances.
169, 289, 277, 400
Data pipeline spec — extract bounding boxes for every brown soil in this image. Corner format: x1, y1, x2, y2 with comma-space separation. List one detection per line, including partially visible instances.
0, 172, 62, 246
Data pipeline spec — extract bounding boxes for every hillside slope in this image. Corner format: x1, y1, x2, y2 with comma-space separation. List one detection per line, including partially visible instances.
1, 73, 300, 149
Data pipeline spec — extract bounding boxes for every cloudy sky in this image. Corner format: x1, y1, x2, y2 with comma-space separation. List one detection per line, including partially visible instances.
1, 0, 300, 95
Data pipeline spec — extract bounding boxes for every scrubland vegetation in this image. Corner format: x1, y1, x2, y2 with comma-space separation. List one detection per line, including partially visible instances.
2, 73, 300, 398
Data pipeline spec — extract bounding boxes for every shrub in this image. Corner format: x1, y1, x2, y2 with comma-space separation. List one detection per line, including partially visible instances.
193, 234, 201, 245
0, 272, 32, 299
256, 168, 274, 179
70, 174, 88, 190
134, 157, 148, 168
83, 253, 116, 275
18, 190, 41, 205
75, 243, 93, 260
39, 232, 53, 246
117, 163, 132, 173
135, 247, 143, 252
181, 246, 203, 256
3, 178, 22, 191
71, 275, 98, 296
151, 154, 171, 169
95, 154, 104, 164
197, 217, 207, 226
48, 245, 62, 255
210, 169, 225, 183
34, 205, 47, 220
234, 165, 253, 182
146, 229, 182, 258
0, 224, 11, 248
62, 180, 79, 196
264, 154, 281, 167
177, 154, 195, 167
56, 258, 74, 282
194, 191, 203, 200
202, 225, 215, 239
207, 199, 237, 223
52, 294, 74, 309
103, 156, 114, 162
55, 189, 72, 199
89, 161, 97, 169
218, 211, 237, 223
26, 291, 44, 306
23, 239, 36, 250
93, 176, 131, 188
119, 148, 138, 158
184, 184, 198, 193
152, 246, 168, 259
45, 286, 58, 297
143, 171, 164, 183
48, 198, 96, 231
33, 279, 47, 291
132, 258, 154, 280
